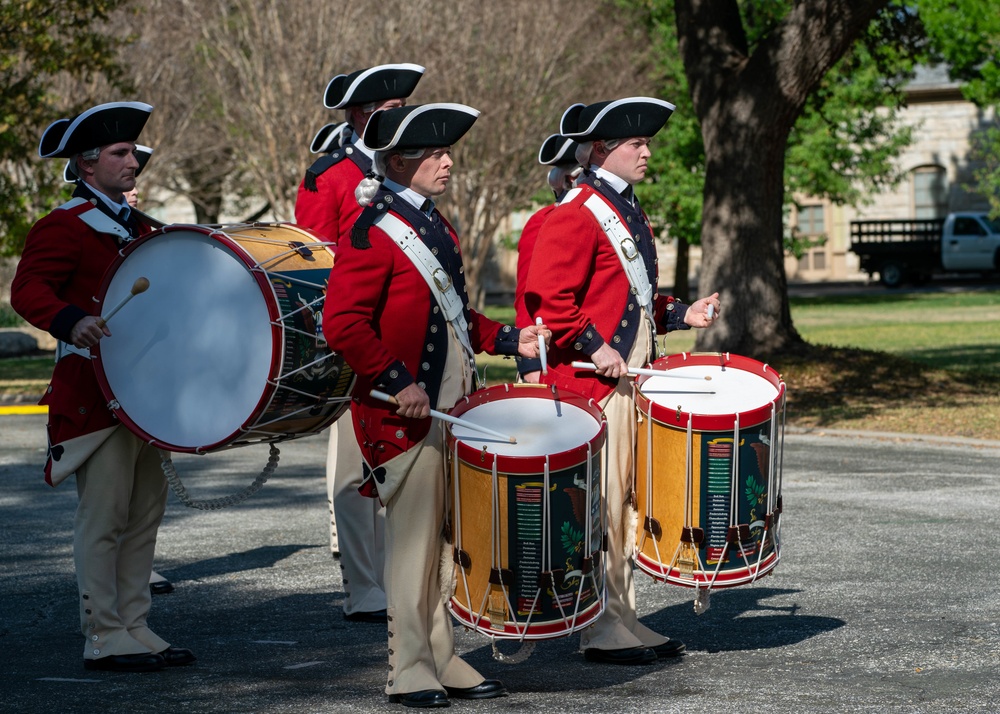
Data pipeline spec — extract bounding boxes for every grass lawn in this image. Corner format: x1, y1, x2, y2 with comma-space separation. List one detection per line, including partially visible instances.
4, 290, 999, 440
478, 290, 1000, 441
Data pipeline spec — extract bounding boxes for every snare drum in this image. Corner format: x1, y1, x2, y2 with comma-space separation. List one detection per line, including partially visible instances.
633, 352, 784, 589
447, 384, 607, 640
93, 223, 355, 453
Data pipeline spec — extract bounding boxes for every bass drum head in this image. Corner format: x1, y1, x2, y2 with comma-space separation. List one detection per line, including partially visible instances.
95, 228, 274, 450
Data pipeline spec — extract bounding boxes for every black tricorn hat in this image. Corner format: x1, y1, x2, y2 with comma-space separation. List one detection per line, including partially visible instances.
560, 97, 675, 142
63, 144, 153, 182
39, 101, 153, 159
362, 103, 480, 152
323, 63, 425, 110
538, 134, 581, 167
310, 122, 351, 154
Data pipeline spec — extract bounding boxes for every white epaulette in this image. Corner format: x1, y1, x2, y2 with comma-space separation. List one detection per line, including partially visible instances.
58, 197, 131, 242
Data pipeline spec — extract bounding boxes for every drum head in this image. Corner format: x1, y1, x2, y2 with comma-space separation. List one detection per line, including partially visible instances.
641, 362, 779, 416
450, 394, 601, 458
95, 228, 275, 450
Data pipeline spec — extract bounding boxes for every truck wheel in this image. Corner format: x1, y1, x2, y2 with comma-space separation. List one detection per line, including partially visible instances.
879, 262, 906, 288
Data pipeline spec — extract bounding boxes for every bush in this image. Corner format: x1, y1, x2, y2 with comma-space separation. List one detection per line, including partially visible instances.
0, 303, 26, 328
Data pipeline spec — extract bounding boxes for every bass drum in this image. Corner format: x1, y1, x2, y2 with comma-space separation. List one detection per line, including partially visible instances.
93, 222, 354, 453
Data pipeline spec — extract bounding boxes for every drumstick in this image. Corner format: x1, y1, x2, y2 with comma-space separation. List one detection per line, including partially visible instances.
369, 390, 517, 444
96, 277, 150, 328
536, 316, 548, 375
571, 361, 713, 382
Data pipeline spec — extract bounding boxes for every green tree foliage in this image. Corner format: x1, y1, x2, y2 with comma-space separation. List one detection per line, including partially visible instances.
0, 0, 133, 256
917, 0, 1000, 214
634, 0, 920, 284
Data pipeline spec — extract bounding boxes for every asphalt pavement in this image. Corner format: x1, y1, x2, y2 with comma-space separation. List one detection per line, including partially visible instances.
1, 414, 998, 714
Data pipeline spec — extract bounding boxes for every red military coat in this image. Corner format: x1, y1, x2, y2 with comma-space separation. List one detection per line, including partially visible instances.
294, 145, 369, 245
10, 191, 155, 485
514, 203, 557, 328
514, 203, 557, 376
323, 193, 520, 469
522, 177, 689, 402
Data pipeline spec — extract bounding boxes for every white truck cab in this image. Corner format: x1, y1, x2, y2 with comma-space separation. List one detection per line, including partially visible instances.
941, 213, 1000, 271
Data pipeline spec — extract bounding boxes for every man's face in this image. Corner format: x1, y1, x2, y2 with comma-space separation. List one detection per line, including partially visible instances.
81, 141, 140, 200
394, 147, 454, 198
354, 97, 406, 132
597, 137, 652, 185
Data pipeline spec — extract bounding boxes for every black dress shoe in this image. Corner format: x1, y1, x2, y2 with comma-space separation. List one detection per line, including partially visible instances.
344, 609, 388, 623
83, 652, 165, 672
149, 579, 175, 595
445, 679, 507, 700
583, 646, 657, 665
651, 638, 686, 658
157, 646, 196, 667
387, 689, 450, 707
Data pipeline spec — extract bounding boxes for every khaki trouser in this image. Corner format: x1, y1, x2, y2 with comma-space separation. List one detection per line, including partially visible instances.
380, 328, 485, 695
75, 425, 170, 659
579, 316, 668, 652
327, 413, 387, 615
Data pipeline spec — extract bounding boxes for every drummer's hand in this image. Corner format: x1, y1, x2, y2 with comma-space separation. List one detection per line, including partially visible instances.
684, 292, 721, 328
521, 371, 541, 384
517, 323, 551, 358
590, 343, 628, 379
70, 316, 111, 349
393, 383, 430, 419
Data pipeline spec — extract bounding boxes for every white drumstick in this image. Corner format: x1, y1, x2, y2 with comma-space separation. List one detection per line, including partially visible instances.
536, 316, 547, 375
707, 303, 716, 319
571, 361, 713, 382
97, 277, 150, 328
369, 390, 517, 444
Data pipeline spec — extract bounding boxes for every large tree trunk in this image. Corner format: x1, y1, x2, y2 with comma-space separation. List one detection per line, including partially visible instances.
698, 117, 799, 355
675, 0, 889, 357
672, 236, 690, 303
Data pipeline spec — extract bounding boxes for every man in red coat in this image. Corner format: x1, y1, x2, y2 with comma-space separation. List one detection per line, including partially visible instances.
514, 132, 582, 383
324, 103, 549, 708
295, 63, 424, 623
523, 97, 721, 666
66, 143, 175, 598
295, 63, 424, 246
10, 102, 194, 673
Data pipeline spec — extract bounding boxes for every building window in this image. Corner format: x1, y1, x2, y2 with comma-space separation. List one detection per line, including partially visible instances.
798, 204, 825, 235
912, 166, 947, 218
796, 204, 827, 272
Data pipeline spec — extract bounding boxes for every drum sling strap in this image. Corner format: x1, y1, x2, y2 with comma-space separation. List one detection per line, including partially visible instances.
374, 211, 477, 361
55, 198, 134, 363
580, 192, 655, 323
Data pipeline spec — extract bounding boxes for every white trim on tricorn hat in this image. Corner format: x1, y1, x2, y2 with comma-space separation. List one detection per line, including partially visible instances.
560, 97, 675, 142
39, 101, 153, 159
323, 63, 425, 110
310, 122, 351, 154
538, 134, 581, 167
362, 103, 480, 152
64, 144, 152, 183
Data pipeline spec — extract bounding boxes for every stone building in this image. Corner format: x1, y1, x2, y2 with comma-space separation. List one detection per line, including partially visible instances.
788, 64, 996, 283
